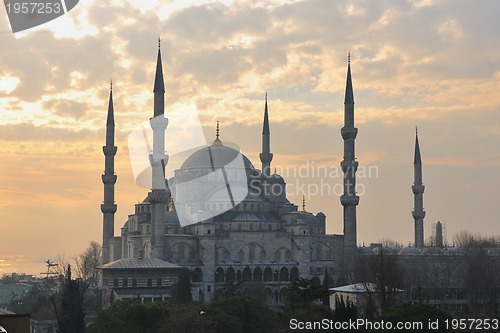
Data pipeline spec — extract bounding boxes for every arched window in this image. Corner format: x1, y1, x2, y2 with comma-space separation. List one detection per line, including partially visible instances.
253, 267, 262, 282
249, 244, 255, 261
280, 267, 289, 282
215, 267, 225, 283
178, 244, 186, 260
226, 267, 235, 282
290, 267, 299, 282
263, 267, 273, 281
242, 267, 252, 282
193, 268, 203, 282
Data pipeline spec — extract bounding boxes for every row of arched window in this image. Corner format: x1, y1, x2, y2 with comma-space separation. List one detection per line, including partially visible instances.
214, 266, 299, 283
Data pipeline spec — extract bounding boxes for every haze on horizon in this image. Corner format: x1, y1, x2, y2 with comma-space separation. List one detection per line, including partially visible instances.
1, 0, 499, 275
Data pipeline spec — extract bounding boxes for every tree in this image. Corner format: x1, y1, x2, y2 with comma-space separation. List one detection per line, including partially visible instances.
284, 277, 329, 310
333, 295, 357, 330
87, 300, 170, 333
452, 231, 500, 315
380, 302, 452, 332
207, 296, 279, 333
172, 269, 193, 304
216, 280, 242, 300
354, 248, 406, 318
322, 267, 332, 306
74, 241, 102, 288
58, 264, 85, 333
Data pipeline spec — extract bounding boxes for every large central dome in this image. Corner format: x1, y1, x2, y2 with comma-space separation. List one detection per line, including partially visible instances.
180, 143, 255, 171
172, 139, 258, 226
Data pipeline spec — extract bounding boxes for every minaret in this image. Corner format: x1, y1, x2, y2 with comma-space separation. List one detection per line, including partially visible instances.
259, 93, 273, 177
435, 221, 443, 248
340, 53, 359, 252
101, 82, 117, 264
149, 38, 169, 259
412, 127, 425, 248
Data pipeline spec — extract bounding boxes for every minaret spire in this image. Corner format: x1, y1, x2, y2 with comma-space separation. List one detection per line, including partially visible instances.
260, 92, 273, 177
414, 126, 422, 164
412, 127, 425, 248
153, 37, 165, 116
149, 41, 169, 258
340, 53, 359, 254
101, 82, 118, 264
344, 52, 354, 105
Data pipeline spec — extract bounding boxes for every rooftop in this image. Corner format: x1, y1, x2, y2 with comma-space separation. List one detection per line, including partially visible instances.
100, 258, 181, 270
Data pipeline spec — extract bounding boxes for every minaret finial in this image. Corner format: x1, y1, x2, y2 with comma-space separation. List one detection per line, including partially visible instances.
348, 51, 350, 64
416, 126, 418, 136
158, 35, 161, 48
302, 195, 306, 212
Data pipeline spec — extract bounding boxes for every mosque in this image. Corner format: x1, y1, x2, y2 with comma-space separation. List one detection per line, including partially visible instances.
98, 43, 446, 308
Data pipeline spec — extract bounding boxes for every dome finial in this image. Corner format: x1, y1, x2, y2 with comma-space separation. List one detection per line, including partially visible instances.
169, 196, 175, 211
302, 195, 306, 212
212, 120, 223, 146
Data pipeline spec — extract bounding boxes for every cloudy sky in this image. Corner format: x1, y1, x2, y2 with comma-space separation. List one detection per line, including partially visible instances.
1, 0, 499, 274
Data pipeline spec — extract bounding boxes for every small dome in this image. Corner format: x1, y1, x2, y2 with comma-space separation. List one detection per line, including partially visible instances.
422, 247, 443, 255
399, 247, 422, 255
358, 247, 374, 255
487, 248, 500, 255
443, 247, 465, 255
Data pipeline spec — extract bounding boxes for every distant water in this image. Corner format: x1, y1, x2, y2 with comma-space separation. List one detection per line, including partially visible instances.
0, 255, 48, 277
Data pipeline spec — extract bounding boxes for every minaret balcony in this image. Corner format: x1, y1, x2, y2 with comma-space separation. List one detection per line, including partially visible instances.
101, 203, 117, 214
102, 173, 117, 184
340, 195, 359, 207
341, 126, 358, 140
340, 160, 359, 173
412, 210, 426, 219
412, 184, 425, 194
149, 152, 169, 166
102, 146, 117, 155
259, 152, 273, 164
149, 115, 168, 130
149, 189, 169, 204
